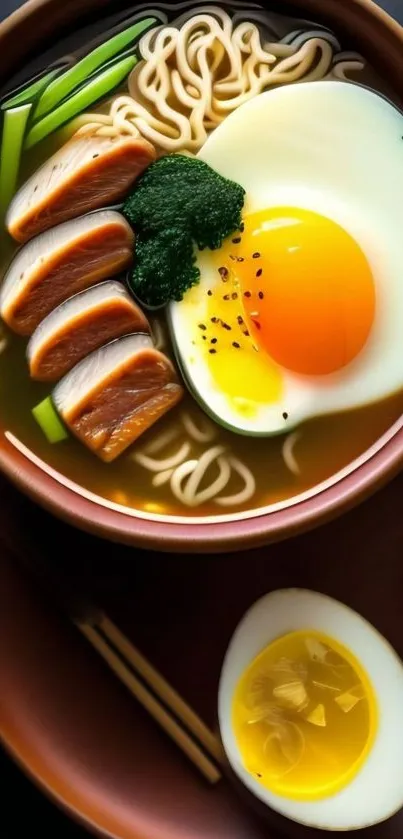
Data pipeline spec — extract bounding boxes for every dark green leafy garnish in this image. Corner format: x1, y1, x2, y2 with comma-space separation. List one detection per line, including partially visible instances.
123, 154, 245, 308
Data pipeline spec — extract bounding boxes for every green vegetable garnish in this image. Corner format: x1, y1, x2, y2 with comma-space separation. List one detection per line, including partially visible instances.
0, 104, 31, 216
1, 68, 61, 110
32, 396, 68, 444
33, 18, 156, 120
25, 54, 137, 149
123, 155, 245, 308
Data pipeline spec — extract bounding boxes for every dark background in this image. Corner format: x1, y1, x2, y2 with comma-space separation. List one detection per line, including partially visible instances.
1, 0, 402, 837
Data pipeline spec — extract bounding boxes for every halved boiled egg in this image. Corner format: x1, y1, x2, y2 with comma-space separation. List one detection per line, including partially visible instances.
218, 589, 403, 831
169, 82, 403, 435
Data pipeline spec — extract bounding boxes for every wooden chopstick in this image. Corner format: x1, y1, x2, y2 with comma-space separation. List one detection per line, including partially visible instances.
99, 615, 223, 765
78, 621, 222, 784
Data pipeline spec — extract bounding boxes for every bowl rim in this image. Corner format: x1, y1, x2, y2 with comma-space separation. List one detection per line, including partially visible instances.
0, 0, 402, 553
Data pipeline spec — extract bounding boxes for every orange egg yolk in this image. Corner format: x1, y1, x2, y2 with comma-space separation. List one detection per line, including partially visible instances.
230, 208, 376, 376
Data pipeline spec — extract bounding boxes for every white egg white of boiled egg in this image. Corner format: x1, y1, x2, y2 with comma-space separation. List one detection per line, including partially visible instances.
218, 588, 403, 831
169, 82, 403, 436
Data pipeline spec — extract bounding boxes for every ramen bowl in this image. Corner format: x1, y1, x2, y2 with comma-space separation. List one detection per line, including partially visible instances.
0, 0, 401, 553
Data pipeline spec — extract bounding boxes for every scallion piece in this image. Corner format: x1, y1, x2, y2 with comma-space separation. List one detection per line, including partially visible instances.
32, 396, 68, 444
34, 17, 156, 120
1, 68, 61, 110
25, 54, 137, 149
0, 103, 31, 215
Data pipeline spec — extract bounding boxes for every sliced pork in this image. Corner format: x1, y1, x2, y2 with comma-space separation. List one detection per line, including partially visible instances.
53, 334, 184, 462
6, 131, 156, 243
28, 281, 149, 382
0, 210, 134, 336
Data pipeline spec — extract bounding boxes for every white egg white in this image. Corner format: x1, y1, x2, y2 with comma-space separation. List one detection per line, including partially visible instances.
218, 588, 403, 831
170, 82, 403, 436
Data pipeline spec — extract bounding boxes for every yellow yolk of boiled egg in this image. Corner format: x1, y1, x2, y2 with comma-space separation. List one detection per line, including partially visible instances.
232, 629, 378, 802
218, 207, 376, 377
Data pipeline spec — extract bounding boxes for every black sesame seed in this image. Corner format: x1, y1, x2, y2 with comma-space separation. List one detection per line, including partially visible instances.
207, 290, 212, 296
34, 185, 38, 193
237, 315, 244, 325
93, 154, 99, 159
240, 222, 245, 232
202, 335, 207, 341
256, 773, 262, 779
209, 349, 217, 354
258, 291, 264, 299
232, 236, 241, 244
219, 266, 229, 280
253, 252, 261, 259
229, 254, 237, 261
283, 412, 289, 420
243, 329, 250, 337
198, 323, 206, 331
211, 338, 217, 344
256, 269, 263, 278
252, 319, 261, 330
232, 341, 240, 349
211, 317, 218, 324
244, 291, 251, 298
237, 257, 245, 262
231, 292, 238, 300
222, 322, 231, 331
223, 294, 230, 301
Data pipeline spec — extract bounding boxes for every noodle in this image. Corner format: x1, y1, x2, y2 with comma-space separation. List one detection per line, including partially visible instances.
282, 432, 302, 477
150, 317, 166, 351
134, 441, 192, 471
131, 406, 308, 508
181, 410, 216, 443
76, 10, 365, 152
152, 468, 175, 487
215, 455, 256, 506
182, 445, 231, 505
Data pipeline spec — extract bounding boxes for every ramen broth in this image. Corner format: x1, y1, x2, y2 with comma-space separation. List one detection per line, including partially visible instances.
0, 324, 402, 517
0, 3, 401, 519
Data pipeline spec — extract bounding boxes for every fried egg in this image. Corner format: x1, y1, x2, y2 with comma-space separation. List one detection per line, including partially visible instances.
170, 82, 403, 435
218, 589, 403, 830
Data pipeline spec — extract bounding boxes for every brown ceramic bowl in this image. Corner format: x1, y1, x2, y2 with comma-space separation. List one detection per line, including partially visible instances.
0, 0, 402, 553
